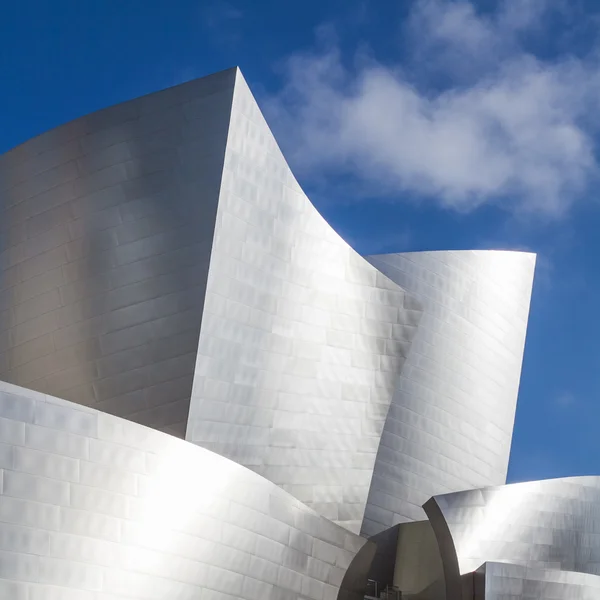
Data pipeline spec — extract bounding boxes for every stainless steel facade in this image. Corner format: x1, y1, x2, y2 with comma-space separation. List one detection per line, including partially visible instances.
0, 67, 426, 534
0, 68, 238, 438
0, 379, 367, 599
5, 65, 583, 599
475, 562, 600, 600
363, 251, 536, 535
425, 477, 600, 599
186, 71, 422, 534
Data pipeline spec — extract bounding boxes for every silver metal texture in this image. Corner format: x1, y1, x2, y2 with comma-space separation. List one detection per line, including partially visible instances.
0, 68, 238, 438
0, 68, 426, 533
363, 250, 536, 536
182, 70, 423, 535
475, 562, 600, 600
0, 378, 368, 599
425, 476, 600, 600
0, 64, 545, 560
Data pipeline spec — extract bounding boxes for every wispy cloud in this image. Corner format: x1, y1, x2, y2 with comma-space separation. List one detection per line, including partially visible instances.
200, 1, 244, 47
555, 391, 576, 408
266, 0, 600, 217
202, 1, 243, 28
406, 0, 558, 80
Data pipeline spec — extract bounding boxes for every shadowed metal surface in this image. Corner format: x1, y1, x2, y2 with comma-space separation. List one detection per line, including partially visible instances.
426, 477, 600, 599
185, 70, 422, 534
363, 251, 535, 535
393, 520, 445, 599
0, 379, 368, 599
475, 562, 600, 600
0, 68, 238, 437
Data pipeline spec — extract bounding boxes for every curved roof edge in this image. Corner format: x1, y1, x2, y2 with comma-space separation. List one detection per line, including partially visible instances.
367, 249, 537, 259
1, 67, 241, 156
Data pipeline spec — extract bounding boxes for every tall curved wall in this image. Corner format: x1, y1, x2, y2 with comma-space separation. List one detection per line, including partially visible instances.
0, 68, 423, 533
0, 68, 238, 437
0, 378, 367, 599
186, 71, 422, 534
363, 251, 535, 535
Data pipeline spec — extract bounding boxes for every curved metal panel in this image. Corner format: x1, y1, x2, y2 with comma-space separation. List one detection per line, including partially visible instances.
363, 250, 535, 535
0, 378, 366, 599
338, 538, 378, 600
423, 496, 460, 600
427, 476, 600, 587
477, 562, 600, 600
186, 70, 423, 534
0, 69, 423, 532
393, 520, 445, 598
0, 68, 238, 437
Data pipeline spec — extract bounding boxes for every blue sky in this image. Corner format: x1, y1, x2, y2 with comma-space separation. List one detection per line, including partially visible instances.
2, 0, 599, 483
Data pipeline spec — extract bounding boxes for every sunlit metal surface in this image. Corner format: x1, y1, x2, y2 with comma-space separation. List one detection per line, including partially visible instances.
363, 251, 535, 535
0, 67, 555, 600
425, 477, 600, 599
0, 378, 368, 599
186, 70, 424, 534
475, 562, 600, 600
0, 69, 426, 533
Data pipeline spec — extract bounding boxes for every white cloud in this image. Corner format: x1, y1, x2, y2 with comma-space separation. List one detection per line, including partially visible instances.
406, 0, 555, 80
267, 0, 599, 216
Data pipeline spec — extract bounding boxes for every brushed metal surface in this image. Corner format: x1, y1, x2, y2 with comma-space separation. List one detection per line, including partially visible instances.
0, 66, 543, 554
426, 477, 600, 599
0, 378, 367, 599
363, 250, 536, 535
476, 562, 600, 600
0, 68, 238, 438
184, 70, 422, 534
0, 68, 424, 533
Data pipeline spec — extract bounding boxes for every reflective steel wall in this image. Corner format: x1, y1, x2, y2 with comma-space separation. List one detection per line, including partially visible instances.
0, 67, 424, 534
0, 66, 542, 547
0, 378, 368, 599
427, 477, 600, 578
476, 562, 600, 600
186, 71, 422, 534
0, 69, 237, 437
363, 251, 535, 535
